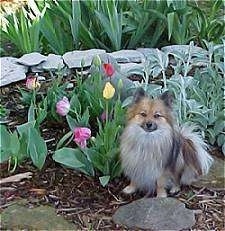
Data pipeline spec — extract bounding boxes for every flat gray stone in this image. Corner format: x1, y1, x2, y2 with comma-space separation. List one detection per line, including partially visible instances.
17, 52, 47, 66
113, 198, 196, 230
110, 50, 145, 63
42, 54, 65, 70
193, 156, 225, 190
0, 57, 28, 87
1, 200, 76, 230
63, 49, 106, 68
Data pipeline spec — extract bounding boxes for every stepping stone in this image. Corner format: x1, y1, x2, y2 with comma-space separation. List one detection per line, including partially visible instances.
113, 198, 196, 230
193, 156, 225, 190
63, 49, 106, 68
0, 57, 28, 87
1, 200, 76, 230
17, 52, 47, 66
110, 50, 145, 63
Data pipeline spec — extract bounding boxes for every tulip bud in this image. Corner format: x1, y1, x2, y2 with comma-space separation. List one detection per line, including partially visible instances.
26, 76, 40, 90
92, 55, 102, 67
103, 82, 115, 99
103, 63, 115, 77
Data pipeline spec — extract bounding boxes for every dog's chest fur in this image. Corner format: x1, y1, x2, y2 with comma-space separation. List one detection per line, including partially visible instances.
120, 124, 173, 191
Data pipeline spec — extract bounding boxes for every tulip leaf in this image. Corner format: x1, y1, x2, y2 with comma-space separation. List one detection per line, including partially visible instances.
27, 127, 47, 170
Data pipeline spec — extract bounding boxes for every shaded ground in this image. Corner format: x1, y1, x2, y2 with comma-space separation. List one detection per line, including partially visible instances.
0, 79, 225, 230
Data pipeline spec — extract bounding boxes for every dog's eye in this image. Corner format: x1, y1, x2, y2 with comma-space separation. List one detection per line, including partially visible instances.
154, 113, 161, 118
140, 112, 147, 117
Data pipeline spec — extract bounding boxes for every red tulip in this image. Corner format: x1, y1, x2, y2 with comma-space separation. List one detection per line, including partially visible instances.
103, 63, 115, 77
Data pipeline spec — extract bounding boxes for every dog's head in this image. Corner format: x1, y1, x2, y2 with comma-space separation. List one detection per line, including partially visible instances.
127, 88, 174, 132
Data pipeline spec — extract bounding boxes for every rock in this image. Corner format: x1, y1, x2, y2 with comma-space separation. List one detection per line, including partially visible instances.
42, 54, 65, 70
37, 75, 46, 82
0, 57, 28, 87
1, 200, 76, 230
113, 198, 196, 230
17, 52, 47, 66
63, 49, 106, 68
110, 50, 145, 63
193, 156, 225, 190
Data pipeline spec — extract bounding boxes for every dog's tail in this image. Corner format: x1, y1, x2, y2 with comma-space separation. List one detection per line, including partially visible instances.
179, 124, 213, 183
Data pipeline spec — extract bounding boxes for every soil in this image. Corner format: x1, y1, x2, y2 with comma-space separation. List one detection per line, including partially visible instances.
0, 78, 224, 230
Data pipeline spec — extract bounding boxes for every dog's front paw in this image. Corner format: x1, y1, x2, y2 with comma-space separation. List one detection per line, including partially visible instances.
122, 185, 136, 194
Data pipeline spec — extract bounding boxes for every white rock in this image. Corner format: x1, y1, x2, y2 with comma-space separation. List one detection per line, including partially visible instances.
42, 54, 65, 70
17, 52, 47, 66
63, 49, 106, 68
0, 57, 28, 87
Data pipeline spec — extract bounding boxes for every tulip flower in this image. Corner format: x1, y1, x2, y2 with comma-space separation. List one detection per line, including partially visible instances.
56, 97, 70, 116
103, 82, 115, 99
26, 76, 40, 90
103, 63, 115, 77
73, 127, 91, 148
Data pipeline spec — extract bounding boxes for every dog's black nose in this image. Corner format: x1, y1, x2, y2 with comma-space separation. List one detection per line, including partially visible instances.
145, 122, 157, 132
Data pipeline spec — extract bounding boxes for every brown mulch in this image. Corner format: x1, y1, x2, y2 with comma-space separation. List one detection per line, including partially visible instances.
0, 79, 225, 230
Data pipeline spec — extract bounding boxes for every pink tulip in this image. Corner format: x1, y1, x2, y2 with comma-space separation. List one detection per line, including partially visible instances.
103, 63, 115, 77
26, 76, 40, 90
56, 97, 70, 116
73, 127, 91, 148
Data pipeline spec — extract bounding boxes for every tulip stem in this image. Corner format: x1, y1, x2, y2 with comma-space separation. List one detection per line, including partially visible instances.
106, 100, 109, 124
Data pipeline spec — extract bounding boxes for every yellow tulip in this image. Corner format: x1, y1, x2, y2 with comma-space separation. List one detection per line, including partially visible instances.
103, 82, 115, 99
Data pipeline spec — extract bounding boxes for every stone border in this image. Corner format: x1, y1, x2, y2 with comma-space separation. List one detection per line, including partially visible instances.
0, 45, 207, 87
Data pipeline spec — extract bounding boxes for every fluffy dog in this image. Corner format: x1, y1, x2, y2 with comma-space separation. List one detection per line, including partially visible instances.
120, 88, 213, 197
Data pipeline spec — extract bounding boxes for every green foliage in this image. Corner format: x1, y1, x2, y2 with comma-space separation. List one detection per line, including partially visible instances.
0, 123, 47, 171
2, 0, 223, 54
1, 4, 45, 54
135, 42, 224, 153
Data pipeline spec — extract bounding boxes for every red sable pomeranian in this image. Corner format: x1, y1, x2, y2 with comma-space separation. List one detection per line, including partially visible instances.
120, 88, 213, 197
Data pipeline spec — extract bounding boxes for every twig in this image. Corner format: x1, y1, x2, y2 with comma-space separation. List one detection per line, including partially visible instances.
0, 172, 33, 184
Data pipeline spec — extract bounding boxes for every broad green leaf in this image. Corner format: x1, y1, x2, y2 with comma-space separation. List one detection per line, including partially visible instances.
53, 148, 84, 168
10, 131, 20, 156
17, 121, 35, 137
27, 127, 47, 169
0, 125, 11, 163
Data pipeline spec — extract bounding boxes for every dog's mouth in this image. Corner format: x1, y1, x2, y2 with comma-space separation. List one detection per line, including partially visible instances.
141, 122, 158, 132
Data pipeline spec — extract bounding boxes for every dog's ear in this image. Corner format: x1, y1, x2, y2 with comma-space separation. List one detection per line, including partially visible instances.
133, 87, 146, 104
160, 91, 174, 108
